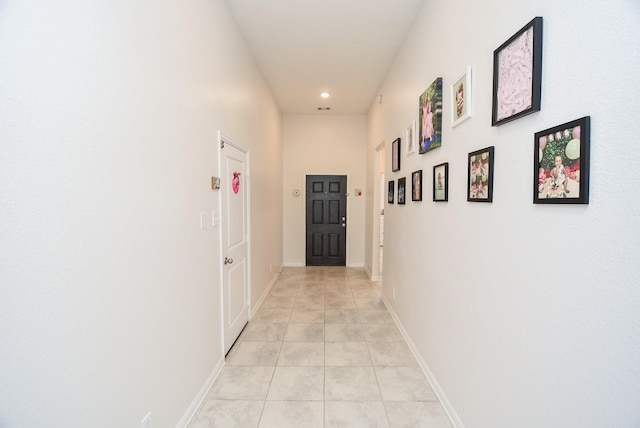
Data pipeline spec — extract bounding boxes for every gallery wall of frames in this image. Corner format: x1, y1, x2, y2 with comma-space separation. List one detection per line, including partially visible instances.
387, 16, 591, 210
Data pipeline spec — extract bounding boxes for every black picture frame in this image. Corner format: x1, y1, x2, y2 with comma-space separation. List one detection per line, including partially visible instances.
411, 170, 422, 201
467, 146, 494, 202
397, 177, 406, 204
392, 138, 401, 171
491, 17, 543, 126
387, 180, 394, 204
433, 162, 448, 202
534, 116, 590, 204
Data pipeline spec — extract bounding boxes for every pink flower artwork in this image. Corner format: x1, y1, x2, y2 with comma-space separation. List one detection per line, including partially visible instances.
496, 28, 534, 122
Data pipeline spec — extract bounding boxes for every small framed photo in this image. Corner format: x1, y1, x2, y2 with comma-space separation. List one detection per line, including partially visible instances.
387, 180, 395, 204
451, 67, 472, 127
467, 146, 494, 202
211, 176, 221, 190
433, 162, 448, 202
534, 116, 590, 204
418, 77, 443, 154
397, 177, 406, 205
411, 170, 422, 201
406, 120, 417, 155
492, 17, 543, 126
392, 137, 401, 171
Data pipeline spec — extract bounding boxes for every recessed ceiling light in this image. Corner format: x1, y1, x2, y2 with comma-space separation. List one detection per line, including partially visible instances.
320, 92, 330, 99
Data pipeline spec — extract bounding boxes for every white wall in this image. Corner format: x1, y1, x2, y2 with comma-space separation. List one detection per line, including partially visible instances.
0, 1, 282, 427
283, 115, 367, 267
368, 0, 640, 427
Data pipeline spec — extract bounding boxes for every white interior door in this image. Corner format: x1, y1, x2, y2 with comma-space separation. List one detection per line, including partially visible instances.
219, 133, 250, 355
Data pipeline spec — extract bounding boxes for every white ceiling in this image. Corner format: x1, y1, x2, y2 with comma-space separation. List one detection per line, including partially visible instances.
225, 0, 427, 114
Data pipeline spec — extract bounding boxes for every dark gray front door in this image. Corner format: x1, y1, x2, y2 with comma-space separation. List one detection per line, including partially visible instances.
305, 175, 347, 266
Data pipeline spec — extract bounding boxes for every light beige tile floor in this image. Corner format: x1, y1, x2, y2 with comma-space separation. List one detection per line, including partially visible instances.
189, 267, 453, 428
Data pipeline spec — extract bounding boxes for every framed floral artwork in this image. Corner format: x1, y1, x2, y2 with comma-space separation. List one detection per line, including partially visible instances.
388, 180, 394, 204
491, 17, 543, 126
467, 146, 494, 202
534, 117, 590, 204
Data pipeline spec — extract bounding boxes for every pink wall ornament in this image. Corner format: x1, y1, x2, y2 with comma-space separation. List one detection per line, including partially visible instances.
232, 172, 240, 194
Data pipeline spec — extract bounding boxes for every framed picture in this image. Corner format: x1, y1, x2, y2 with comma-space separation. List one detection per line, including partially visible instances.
397, 177, 406, 205
534, 116, 590, 204
392, 137, 401, 171
433, 162, 448, 202
491, 17, 543, 126
211, 176, 221, 190
411, 170, 422, 201
387, 180, 395, 204
467, 146, 494, 202
418, 77, 443, 154
451, 67, 472, 127
406, 120, 417, 155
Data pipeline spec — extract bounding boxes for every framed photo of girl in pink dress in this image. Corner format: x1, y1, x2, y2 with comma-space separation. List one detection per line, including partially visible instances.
491, 17, 543, 126
418, 77, 443, 154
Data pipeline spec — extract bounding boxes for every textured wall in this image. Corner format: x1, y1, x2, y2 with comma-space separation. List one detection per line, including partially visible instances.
367, 0, 640, 426
0, 1, 282, 426
282, 114, 367, 267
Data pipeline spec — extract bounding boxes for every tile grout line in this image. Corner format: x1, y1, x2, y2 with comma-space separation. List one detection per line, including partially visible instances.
193, 268, 448, 427
257, 282, 294, 427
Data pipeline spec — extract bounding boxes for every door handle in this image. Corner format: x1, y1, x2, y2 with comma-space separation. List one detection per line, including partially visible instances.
224, 257, 234, 265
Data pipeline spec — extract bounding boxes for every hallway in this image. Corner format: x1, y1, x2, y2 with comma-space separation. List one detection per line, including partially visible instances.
189, 267, 452, 427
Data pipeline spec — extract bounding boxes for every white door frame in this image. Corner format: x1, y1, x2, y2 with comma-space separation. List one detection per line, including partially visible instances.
300, 171, 350, 267
217, 131, 251, 354
370, 141, 385, 280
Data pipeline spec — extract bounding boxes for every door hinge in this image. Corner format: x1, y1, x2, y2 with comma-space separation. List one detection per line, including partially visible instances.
220, 140, 225, 149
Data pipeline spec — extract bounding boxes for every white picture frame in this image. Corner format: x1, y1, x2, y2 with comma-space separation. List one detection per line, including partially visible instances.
406, 120, 416, 155
451, 66, 472, 127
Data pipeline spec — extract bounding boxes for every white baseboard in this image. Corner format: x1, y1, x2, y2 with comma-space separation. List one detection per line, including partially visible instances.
251, 268, 282, 318
176, 357, 225, 428
380, 295, 465, 428
364, 266, 380, 281
282, 262, 366, 268
178, 266, 285, 427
